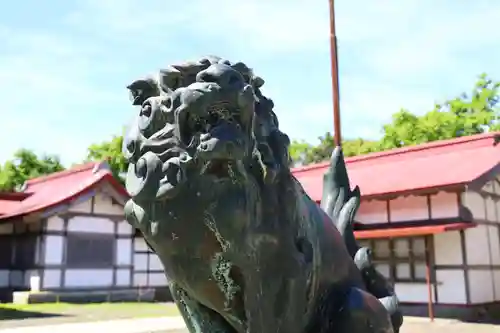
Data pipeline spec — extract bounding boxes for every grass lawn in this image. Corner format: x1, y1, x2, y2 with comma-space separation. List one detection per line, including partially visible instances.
0, 302, 180, 328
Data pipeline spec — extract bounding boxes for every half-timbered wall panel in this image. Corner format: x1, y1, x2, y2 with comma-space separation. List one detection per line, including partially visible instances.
435, 269, 467, 303
44, 235, 64, 265
116, 269, 131, 286
68, 198, 92, 214
494, 271, 500, 301
394, 283, 434, 303
468, 270, 495, 303
46, 216, 64, 231
43, 269, 61, 289
117, 220, 133, 236
133, 237, 168, 288
429, 192, 459, 219
116, 239, 132, 266
93, 193, 124, 216
356, 200, 387, 224
464, 224, 490, 265
64, 269, 114, 287
488, 225, 500, 265
463, 191, 487, 220
434, 231, 462, 265
67, 216, 114, 234
390, 196, 429, 222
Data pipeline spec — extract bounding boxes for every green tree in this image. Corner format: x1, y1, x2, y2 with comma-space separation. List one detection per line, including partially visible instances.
290, 73, 500, 165
289, 133, 379, 166
0, 149, 65, 191
85, 135, 128, 184
380, 73, 500, 149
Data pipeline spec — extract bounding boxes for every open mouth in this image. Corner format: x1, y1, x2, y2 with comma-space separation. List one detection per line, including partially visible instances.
190, 101, 240, 133
182, 101, 242, 147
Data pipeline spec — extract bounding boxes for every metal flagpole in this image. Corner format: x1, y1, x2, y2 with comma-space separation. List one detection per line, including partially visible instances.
328, 0, 342, 147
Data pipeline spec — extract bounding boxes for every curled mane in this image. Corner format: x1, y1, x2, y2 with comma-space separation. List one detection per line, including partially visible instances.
125, 55, 292, 192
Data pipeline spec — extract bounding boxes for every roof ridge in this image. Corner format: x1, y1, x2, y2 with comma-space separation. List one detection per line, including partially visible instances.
346, 131, 498, 164
25, 161, 104, 186
292, 132, 498, 174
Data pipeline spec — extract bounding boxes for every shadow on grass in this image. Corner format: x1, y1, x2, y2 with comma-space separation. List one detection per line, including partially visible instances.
0, 308, 65, 321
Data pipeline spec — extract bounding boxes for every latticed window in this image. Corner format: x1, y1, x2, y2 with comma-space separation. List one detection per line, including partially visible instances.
66, 233, 115, 268
358, 237, 428, 283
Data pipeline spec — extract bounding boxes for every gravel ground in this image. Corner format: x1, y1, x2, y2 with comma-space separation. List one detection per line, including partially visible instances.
148, 320, 500, 333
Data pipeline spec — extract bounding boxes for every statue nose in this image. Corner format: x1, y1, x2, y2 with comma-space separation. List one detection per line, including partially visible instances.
196, 64, 244, 90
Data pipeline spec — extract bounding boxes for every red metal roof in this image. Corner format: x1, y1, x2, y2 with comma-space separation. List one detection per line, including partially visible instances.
293, 132, 500, 201
0, 161, 128, 221
355, 222, 475, 239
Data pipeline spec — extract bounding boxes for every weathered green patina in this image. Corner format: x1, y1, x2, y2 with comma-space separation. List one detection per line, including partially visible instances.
122, 56, 403, 333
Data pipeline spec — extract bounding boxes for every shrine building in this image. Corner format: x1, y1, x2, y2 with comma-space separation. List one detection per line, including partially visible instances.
0, 162, 167, 303
0, 132, 499, 320
293, 132, 500, 319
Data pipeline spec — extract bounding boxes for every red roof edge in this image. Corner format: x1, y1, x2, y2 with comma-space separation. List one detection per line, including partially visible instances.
25, 161, 100, 187
354, 222, 475, 239
0, 172, 128, 223
292, 132, 499, 174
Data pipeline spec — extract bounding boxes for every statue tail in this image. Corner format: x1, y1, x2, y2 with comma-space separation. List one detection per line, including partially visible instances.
320, 147, 403, 333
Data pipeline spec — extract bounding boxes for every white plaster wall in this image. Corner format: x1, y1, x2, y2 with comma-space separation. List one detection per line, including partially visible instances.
93, 193, 124, 215
116, 269, 131, 287
433, 231, 463, 265
465, 225, 491, 265
493, 271, 500, 301
463, 191, 486, 220
134, 237, 149, 252
133, 273, 148, 287
67, 216, 115, 234
395, 283, 435, 303
435, 270, 467, 304
134, 253, 148, 271
116, 239, 132, 266
64, 269, 113, 287
485, 196, 497, 222
46, 216, 64, 231
488, 225, 500, 265
390, 196, 429, 222
149, 254, 163, 271
429, 192, 459, 219
68, 197, 92, 214
148, 273, 168, 287
469, 270, 495, 303
356, 200, 387, 224
44, 235, 64, 265
43, 269, 61, 289
117, 220, 133, 235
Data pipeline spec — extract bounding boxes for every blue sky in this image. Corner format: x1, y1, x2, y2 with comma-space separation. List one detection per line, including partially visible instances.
1, 0, 499, 166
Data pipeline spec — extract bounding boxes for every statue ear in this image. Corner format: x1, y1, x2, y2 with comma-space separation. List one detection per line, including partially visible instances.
253, 76, 265, 88
126, 78, 160, 105
158, 67, 182, 92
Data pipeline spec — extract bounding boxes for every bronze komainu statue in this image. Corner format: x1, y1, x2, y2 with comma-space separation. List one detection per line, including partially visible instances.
123, 56, 403, 333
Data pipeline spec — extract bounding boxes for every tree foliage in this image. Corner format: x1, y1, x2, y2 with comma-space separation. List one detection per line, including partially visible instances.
0, 149, 65, 191
85, 135, 128, 184
290, 73, 500, 166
